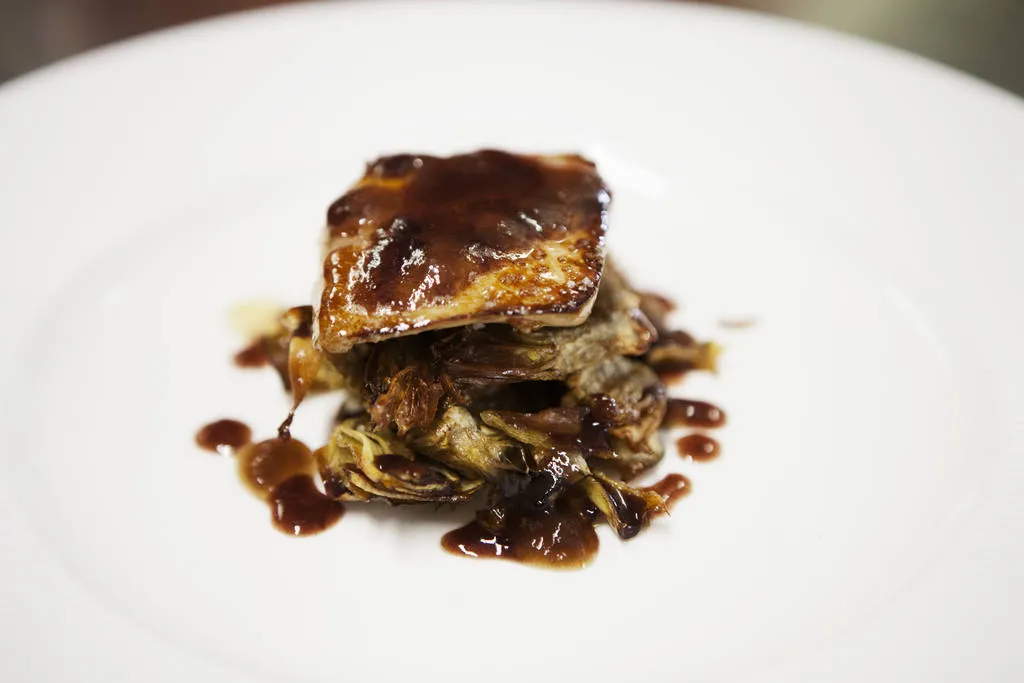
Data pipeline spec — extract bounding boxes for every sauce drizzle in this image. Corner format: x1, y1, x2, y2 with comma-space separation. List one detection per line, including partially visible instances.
663, 398, 727, 429
644, 473, 691, 510
676, 433, 720, 462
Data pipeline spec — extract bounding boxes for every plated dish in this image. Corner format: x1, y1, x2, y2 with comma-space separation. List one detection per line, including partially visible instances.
3, 2, 1022, 681
198, 150, 726, 567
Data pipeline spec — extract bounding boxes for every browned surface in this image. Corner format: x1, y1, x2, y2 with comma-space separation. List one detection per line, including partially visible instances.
317, 151, 609, 351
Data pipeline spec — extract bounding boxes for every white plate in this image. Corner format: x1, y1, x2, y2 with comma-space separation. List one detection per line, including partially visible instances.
1, 1, 1023, 681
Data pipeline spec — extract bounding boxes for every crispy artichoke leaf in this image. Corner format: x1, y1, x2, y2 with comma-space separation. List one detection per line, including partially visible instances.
409, 406, 531, 480
438, 264, 656, 383
565, 357, 667, 454
646, 340, 721, 375
480, 407, 592, 449
318, 417, 483, 503
580, 471, 666, 540
637, 289, 721, 376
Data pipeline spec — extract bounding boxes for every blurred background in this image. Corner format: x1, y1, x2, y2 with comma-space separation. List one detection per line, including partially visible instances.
1, 0, 1022, 94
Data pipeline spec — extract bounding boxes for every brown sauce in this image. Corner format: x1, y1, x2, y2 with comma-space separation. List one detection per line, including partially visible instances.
237, 437, 345, 536
195, 419, 252, 455
640, 291, 676, 313
196, 420, 344, 536
663, 398, 727, 429
269, 474, 345, 536
648, 329, 705, 384
442, 488, 599, 569
442, 469, 694, 568
283, 305, 314, 339
676, 433, 720, 462
233, 340, 269, 368
277, 412, 296, 440
650, 362, 686, 384
236, 437, 315, 497
664, 329, 697, 346
644, 473, 691, 510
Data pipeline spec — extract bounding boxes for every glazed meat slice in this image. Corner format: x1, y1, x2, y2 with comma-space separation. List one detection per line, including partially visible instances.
316, 150, 610, 352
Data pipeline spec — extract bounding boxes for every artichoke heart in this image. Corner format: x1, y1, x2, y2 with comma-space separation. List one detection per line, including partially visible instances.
318, 418, 484, 504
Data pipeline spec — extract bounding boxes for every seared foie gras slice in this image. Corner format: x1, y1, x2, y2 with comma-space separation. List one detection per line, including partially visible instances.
316, 150, 609, 352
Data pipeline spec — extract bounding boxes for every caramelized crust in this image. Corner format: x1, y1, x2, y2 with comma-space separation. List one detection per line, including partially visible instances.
315, 150, 609, 352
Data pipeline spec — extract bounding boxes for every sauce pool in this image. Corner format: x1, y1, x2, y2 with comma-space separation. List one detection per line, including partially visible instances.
269, 474, 345, 536
441, 491, 600, 569
195, 421, 344, 536
236, 436, 345, 535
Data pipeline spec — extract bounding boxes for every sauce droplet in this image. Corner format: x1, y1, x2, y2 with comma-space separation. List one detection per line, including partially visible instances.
195, 419, 252, 455
644, 473, 691, 510
269, 475, 345, 536
676, 433, 720, 462
233, 340, 270, 368
663, 398, 727, 429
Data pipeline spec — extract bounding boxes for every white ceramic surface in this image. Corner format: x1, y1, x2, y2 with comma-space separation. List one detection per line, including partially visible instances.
1, 1, 1023, 681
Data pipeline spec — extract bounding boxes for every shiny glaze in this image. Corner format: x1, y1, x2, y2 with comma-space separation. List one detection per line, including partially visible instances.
236, 437, 316, 497
442, 488, 600, 569
318, 150, 610, 350
442, 469, 695, 568
596, 479, 657, 539
663, 398, 727, 429
195, 419, 252, 455
676, 433, 720, 462
269, 475, 345, 536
